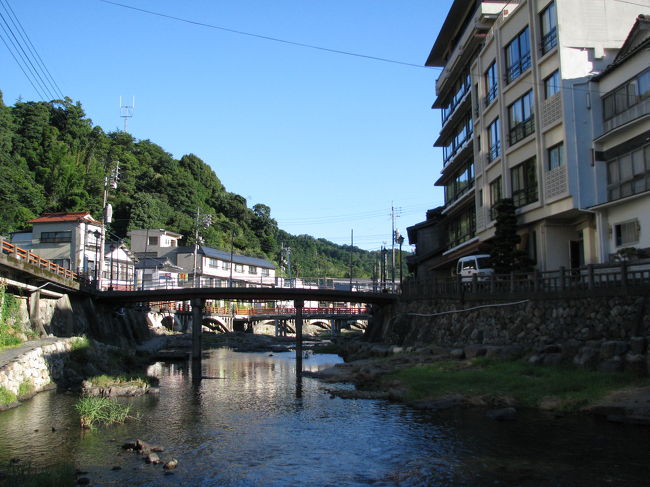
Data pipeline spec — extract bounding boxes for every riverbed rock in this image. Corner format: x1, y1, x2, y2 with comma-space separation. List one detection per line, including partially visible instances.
163, 459, 178, 470
486, 407, 517, 421
146, 453, 161, 464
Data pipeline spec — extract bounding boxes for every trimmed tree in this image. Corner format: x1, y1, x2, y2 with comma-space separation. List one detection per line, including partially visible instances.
490, 198, 531, 274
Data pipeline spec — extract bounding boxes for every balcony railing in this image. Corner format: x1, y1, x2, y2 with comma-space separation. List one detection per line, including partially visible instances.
541, 27, 557, 55
505, 54, 531, 84
509, 117, 535, 145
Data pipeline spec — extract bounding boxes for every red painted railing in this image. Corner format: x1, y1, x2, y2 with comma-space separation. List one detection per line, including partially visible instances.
1, 239, 78, 280
151, 301, 367, 316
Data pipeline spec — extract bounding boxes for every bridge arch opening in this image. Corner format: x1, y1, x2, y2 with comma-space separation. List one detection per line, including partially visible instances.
202, 317, 229, 333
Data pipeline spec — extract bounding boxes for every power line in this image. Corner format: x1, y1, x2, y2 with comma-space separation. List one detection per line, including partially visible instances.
0, 0, 63, 99
99, 0, 432, 70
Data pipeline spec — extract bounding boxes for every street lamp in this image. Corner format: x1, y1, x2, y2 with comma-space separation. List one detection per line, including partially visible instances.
397, 234, 405, 286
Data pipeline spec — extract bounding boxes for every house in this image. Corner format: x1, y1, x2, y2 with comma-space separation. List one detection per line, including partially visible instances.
420, 0, 648, 276
127, 229, 277, 287
134, 257, 184, 290
10, 212, 136, 289
12, 212, 103, 277
590, 15, 650, 262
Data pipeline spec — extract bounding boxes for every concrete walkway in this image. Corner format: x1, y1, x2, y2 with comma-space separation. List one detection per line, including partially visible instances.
0, 337, 65, 369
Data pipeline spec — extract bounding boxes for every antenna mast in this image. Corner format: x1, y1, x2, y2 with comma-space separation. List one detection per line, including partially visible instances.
119, 96, 135, 132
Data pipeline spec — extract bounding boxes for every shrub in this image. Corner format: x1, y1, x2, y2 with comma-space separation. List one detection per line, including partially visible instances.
74, 396, 135, 429
0, 386, 17, 405
17, 379, 34, 398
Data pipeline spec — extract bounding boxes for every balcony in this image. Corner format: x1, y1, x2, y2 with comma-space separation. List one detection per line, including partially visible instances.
602, 98, 650, 136
509, 117, 535, 146
540, 27, 557, 56
505, 54, 531, 85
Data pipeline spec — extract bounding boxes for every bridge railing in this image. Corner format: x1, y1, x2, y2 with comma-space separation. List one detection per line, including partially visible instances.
1, 238, 78, 281
149, 301, 367, 316
401, 259, 650, 300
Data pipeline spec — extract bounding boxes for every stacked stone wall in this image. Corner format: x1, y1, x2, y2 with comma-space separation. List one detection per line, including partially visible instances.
0, 338, 78, 396
373, 295, 650, 374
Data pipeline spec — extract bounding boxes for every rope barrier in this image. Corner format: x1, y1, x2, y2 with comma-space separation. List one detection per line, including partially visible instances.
408, 299, 530, 317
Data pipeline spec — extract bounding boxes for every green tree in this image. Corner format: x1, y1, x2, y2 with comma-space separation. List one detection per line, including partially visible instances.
489, 198, 531, 274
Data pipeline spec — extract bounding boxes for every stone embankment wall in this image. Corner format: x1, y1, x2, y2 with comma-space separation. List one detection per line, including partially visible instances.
0, 338, 78, 397
369, 294, 650, 374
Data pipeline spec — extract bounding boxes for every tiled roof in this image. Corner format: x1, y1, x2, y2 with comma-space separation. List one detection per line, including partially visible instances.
28, 212, 101, 225
175, 246, 276, 269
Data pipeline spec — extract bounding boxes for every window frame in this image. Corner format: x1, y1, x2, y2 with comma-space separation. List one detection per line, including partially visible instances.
540, 1, 558, 55
603, 68, 650, 121
547, 142, 564, 170
544, 70, 560, 98
484, 61, 498, 106
510, 158, 539, 208
40, 231, 72, 243
505, 27, 531, 84
508, 91, 535, 145
487, 117, 501, 162
614, 220, 639, 247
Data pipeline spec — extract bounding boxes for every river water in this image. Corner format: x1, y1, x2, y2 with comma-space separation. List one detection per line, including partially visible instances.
1, 348, 650, 486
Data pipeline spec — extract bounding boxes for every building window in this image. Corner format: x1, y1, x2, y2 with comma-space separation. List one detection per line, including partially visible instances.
148, 236, 159, 246
484, 61, 498, 106
444, 162, 474, 205
548, 142, 564, 170
441, 67, 471, 125
508, 91, 535, 145
487, 118, 501, 162
442, 117, 473, 165
261, 268, 270, 277
52, 258, 71, 269
603, 69, 650, 120
447, 207, 476, 248
511, 158, 538, 207
234, 264, 243, 273
208, 258, 218, 268
222, 261, 230, 270
248, 265, 257, 275
540, 1, 558, 55
40, 231, 72, 243
544, 70, 560, 98
615, 220, 639, 246
505, 27, 531, 84
607, 143, 650, 200
489, 177, 502, 220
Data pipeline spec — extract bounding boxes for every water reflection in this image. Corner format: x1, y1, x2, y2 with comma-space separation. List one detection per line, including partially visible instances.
1, 350, 650, 486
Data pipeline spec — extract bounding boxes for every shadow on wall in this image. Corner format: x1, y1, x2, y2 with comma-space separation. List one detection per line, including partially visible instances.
47, 295, 152, 348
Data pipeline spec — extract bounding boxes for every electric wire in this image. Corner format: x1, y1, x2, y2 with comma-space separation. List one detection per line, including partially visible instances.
0, 8, 55, 100
98, 0, 431, 70
0, 26, 44, 100
0, 0, 63, 99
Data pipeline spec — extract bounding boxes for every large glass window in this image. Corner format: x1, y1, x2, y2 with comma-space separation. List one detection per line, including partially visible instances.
544, 70, 560, 98
489, 177, 502, 220
508, 91, 535, 145
548, 142, 564, 170
447, 207, 476, 248
442, 117, 473, 165
505, 27, 531, 84
615, 220, 639, 246
444, 162, 474, 205
511, 158, 539, 207
603, 69, 650, 120
540, 2, 558, 55
40, 231, 72, 243
487, 118, 501, 162
484, 61, 498, 106
441, 68, 471, 124
607, 143, 650, 201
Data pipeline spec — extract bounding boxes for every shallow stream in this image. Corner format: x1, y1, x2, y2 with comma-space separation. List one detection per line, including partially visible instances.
1, 348, 649, 486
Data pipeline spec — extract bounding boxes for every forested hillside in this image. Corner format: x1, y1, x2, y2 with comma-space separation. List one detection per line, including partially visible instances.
0, 93, 389, 278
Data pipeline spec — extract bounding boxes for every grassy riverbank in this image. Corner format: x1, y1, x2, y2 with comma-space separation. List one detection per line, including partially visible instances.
381, 357, 650, 411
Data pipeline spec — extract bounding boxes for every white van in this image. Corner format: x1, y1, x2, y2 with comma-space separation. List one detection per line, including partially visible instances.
456, 254, 494, 281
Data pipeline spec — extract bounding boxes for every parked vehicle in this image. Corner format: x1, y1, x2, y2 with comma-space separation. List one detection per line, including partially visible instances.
456, 254, 494, 281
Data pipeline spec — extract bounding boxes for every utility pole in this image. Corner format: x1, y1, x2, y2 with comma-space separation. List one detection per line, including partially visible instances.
98, 162, 119, 290
349, 229, 353, 290
120, 96, 135, 132
192, 208, 212, 287
391, 204, 396, 287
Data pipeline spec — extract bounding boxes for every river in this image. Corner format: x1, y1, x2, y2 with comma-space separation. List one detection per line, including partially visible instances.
1, 347, 649, 486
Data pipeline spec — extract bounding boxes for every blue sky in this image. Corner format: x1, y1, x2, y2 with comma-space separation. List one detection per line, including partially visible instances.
0, 0, 449, 250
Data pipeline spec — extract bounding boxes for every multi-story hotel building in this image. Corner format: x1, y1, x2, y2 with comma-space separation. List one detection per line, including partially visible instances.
416, 0, 648, 276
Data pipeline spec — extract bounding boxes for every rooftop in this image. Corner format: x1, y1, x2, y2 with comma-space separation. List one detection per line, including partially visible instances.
28, 212, 101, 225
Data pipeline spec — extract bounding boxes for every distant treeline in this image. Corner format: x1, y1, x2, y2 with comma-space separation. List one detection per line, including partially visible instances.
0, 93, 403, 278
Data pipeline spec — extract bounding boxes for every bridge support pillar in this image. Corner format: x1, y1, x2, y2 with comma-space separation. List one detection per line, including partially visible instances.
330, 319, 338, 336
294, 299, 304, 375
191, 297, 204, 360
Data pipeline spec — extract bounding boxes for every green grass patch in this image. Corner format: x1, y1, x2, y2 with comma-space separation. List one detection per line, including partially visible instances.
74, 396, 135, 429
311, 344, 342, 355
0, 386, 17, 405
384, 357, 650, 411
0, 461, 76, 487
87, 374, 156, 388
17, 379, 34, 398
